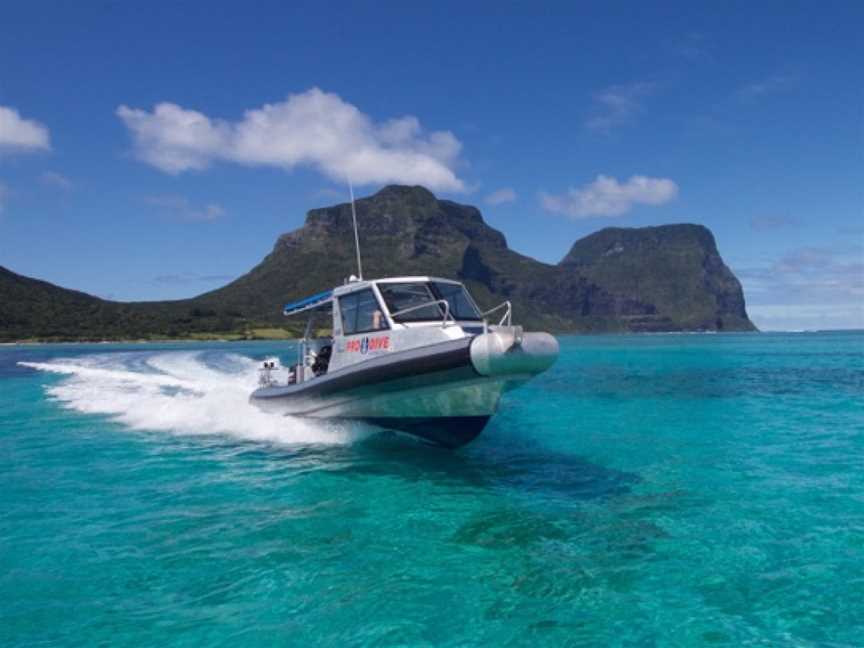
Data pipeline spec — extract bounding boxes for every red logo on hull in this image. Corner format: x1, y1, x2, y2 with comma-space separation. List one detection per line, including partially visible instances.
346, 336, 390, 353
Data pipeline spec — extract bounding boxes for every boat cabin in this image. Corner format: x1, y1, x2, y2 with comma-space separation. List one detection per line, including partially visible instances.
261, 276, 511, 387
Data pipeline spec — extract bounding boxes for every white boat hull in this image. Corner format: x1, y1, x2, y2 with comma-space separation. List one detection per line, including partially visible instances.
250, 330, 558, 447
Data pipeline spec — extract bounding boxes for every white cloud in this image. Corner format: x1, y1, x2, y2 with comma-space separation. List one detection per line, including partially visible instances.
585, 82, 655, 133
747, 304, 864, 332
0, 106, 50, 154
484, 187, 516, 205
146, 195, 225, 222
540, 175, 679, 219
737, 242, 864, 330
117, 88, 465, 191
738, 73, 798, 101
749, 214, 798, 231
40, 171, 73, 190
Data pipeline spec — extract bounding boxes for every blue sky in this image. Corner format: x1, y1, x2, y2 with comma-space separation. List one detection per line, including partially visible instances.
0, 1, 861, 330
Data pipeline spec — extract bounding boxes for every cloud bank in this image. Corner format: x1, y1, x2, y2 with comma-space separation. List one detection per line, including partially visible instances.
749, 214, 799, 231
738, 73, 798, 101
0, 106, 50, 154
117, 88, 465, 191
146, 195, 225, 222
738, 243, 864, 330
154, 272, 235, 285
484, 187, 516, 205
540, 175, 678, 219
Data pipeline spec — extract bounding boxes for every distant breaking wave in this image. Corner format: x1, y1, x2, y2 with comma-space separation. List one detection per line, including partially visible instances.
19, 351, 364, 446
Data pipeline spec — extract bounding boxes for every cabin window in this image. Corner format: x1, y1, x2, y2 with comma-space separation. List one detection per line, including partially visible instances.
431, 282, 482, 321
339, 289, 388, 335
378, 281, 482, 322
378, 283, 443, 322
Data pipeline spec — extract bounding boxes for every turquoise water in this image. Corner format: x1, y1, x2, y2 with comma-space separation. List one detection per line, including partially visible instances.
2, 332, 862, 646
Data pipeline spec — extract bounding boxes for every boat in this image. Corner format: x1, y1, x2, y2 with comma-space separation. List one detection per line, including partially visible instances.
249, 275, 558, 447
248, 190, 558, 448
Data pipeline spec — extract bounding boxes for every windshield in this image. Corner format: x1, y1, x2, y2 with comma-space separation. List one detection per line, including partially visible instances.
378, 281, 481, 322
378, 283, 443, 321
431, 282, 481, 321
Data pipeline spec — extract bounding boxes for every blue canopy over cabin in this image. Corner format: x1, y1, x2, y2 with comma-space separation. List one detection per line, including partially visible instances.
283, 290, 333, 316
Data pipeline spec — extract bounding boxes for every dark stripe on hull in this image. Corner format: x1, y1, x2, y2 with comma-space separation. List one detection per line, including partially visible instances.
363, 416, 490, 449
296, 364, 488, 417
251, 337, 475, 403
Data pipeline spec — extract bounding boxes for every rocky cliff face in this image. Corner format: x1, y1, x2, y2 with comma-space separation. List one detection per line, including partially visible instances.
0, 185, 756, 340
558, 224, 754, 331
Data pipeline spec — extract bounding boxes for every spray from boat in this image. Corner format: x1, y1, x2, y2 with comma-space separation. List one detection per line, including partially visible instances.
20, 351, 364, 446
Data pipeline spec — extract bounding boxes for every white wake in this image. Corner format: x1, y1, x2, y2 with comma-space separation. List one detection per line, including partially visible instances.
19, 351, 362, 446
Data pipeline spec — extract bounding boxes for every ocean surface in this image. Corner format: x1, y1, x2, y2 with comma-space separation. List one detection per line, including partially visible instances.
1, 332, 862, 646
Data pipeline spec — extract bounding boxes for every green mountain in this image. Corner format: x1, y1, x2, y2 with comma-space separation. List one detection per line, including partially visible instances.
0, 265, 240, 341
558, 224, 754, 331
0, 185, 755, 341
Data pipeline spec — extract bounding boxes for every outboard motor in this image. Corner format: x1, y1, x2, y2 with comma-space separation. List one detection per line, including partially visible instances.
258, 361, 279, 387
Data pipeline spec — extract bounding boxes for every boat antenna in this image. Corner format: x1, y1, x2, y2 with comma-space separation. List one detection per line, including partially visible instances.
348, 178, 363, 280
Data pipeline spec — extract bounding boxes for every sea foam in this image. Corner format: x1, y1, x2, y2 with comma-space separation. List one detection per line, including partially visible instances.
19, 351, 362, 446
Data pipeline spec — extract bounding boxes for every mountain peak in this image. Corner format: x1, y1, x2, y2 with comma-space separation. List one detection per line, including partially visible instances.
561, 223, 717, 267
297, 184, 506, 250
373, 184, 437, 202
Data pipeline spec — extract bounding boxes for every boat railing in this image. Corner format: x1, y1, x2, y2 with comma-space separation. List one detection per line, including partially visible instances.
480, 301, 512, 331
389, 299, 455, 328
